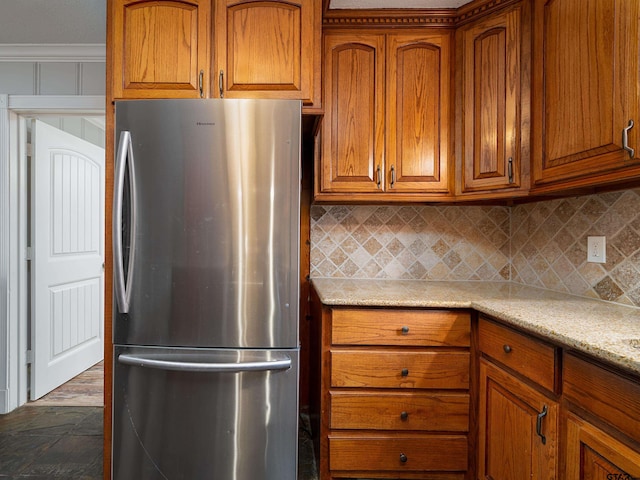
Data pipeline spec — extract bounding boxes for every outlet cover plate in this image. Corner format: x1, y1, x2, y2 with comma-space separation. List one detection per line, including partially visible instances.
587, 236, 606, 263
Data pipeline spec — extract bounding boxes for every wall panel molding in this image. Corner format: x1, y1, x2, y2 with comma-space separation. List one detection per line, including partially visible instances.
0, 44, 105, 62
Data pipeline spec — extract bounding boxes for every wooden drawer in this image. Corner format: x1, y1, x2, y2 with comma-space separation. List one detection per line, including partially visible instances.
331, 350, 470, 389
330, 391, 469, 431
478, 316, 558, 392
329, 434, 468, 472
332, 309, 470, 347
564, 353, 640, 444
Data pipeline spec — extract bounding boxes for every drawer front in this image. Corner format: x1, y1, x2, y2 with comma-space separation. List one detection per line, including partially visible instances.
331, 350, 469, 389
330, 391, 469, 431
332, 309, 471, 347
564, 353, 640, 443
329, 434, 468, 472
478, 317, 557, 392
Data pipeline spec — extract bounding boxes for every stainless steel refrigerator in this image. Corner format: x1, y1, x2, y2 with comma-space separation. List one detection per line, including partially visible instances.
112, 99, 301, 480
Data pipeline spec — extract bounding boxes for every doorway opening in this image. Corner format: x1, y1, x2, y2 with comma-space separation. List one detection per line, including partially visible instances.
17, 113, 105, 408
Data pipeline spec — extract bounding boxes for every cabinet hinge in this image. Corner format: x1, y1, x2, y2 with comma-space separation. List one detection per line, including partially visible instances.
26, 350, 33, 364
25, 246, 32, 261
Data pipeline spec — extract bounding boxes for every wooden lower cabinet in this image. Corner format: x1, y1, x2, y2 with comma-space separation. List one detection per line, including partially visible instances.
565, 413, 640, 480
329, 434, 468, 473
478, 359, 558, 480
316, 305, 471, 480
563, 352, 640, 480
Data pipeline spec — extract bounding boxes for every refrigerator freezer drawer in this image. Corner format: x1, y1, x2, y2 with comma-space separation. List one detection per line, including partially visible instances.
112, 345, 299, 480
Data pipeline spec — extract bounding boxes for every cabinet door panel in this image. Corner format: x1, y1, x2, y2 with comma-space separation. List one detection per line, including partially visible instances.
113, 0, 210, 98
533, 0, 640, 186
479, 359, 558, 480
565, 413, 640, 480
387, 33, 451, 193
215, 0, 319, 104
461, 7, 522, 192
321, 34, 385, 193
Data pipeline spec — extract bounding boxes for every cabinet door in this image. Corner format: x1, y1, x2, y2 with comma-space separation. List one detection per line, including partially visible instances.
320, 33, 386, 194
112, 0, 210, 99
532, 0, 640, 187
479, 359, 558, 480
214, 0, 320, 105
565, 413, 640, 480
460, 6, 525, 194
386, 32, 452, 194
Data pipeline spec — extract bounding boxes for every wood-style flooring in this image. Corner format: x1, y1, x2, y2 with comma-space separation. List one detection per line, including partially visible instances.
0, 361, 318, 479
29, 361, 104, 408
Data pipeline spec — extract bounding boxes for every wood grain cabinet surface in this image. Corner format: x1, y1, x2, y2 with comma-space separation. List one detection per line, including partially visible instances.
317, 30, 453, 202
457, 3, 530, 199
318, 306, 471, 480
563, 353, 640, 480
111, 0, 211, 99
214, 0, 320, 105
477, 317, 559, 480
110, 0, 320, 105
531, 0, 640, 191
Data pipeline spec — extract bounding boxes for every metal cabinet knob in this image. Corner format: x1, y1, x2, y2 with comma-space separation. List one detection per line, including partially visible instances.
400, 411, 409, 421
401, 368, 409, 377
399, 453, 408, 463
401, 326, 409, 335
503, 344, 512, 353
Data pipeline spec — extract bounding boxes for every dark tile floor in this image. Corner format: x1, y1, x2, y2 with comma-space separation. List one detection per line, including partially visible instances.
0, 406, 103, 479
0, 406, 318, 480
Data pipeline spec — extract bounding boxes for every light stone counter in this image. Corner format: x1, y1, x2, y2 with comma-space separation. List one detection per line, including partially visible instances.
311, 278, 640, 376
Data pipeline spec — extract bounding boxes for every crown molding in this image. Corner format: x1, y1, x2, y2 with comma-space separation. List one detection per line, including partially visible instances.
324, 9, 457, 27
0, 44, 105, 62
323, 0, 518, 27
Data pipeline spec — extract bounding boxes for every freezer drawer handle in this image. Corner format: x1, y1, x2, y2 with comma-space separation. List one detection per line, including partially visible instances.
118, 354, 292, 372
113, 131, 137, 314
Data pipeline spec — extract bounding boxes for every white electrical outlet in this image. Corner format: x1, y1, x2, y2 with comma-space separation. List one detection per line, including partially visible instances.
587, 236, 606, 263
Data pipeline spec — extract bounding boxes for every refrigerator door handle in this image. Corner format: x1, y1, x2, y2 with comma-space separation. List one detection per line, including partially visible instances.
118, 353, 292, 372
113, 131, 137, 314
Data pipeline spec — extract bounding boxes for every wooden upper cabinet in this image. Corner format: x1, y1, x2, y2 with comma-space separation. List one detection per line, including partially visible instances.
458, 4, 530, 197
320, 33, 385, 194
387, 33, 451, 193
111, 0, 210, 99
317, 30, 452, 201
532, 0, 640, 190
214, 0, 321, 105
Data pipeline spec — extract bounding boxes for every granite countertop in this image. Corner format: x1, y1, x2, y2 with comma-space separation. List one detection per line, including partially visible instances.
311, 277, 640, 376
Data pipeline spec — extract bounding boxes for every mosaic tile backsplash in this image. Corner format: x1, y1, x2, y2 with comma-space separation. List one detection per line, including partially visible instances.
310, 188, 640, 308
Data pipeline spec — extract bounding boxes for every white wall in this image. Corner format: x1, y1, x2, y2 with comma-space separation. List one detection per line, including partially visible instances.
0, 45, 105, 96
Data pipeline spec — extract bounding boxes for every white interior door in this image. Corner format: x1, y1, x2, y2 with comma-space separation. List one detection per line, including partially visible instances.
31, 120, 105, 400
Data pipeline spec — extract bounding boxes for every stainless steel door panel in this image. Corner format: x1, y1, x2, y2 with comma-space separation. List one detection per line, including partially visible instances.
112, 346, 299, 480
114, 99, 301, 348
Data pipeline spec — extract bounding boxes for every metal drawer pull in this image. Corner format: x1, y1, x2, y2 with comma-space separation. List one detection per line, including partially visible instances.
536, 405, 548, 445
623, 119, 635, 159
399, 453, 408, 463
503, 344, 512, 353
401, 326, 409, 335
401, 368, 409, 377
376, 165, 381, 189
390, 164, 396, 188
400, 411, 409, 420
198, 70, 204, 98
